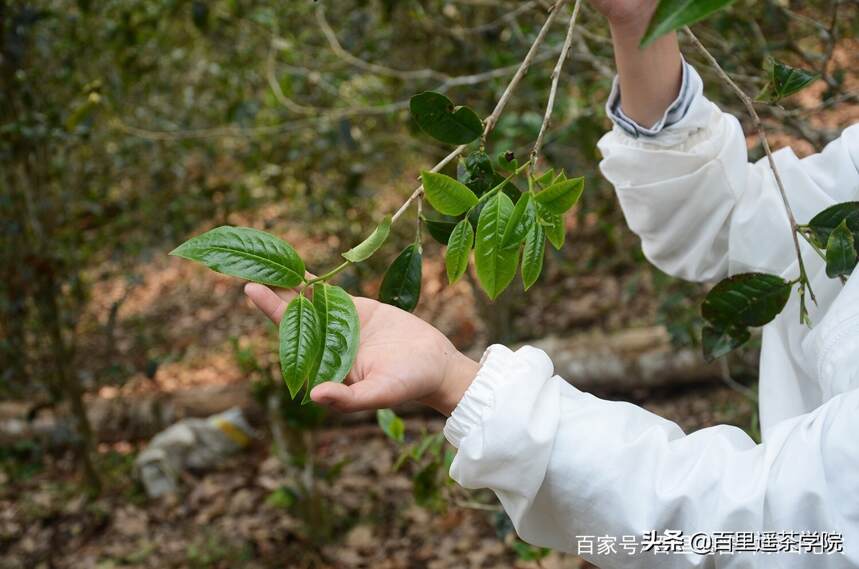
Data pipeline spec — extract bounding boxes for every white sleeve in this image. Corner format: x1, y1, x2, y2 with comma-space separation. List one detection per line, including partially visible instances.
598, 65, 859, 282
445, 340, 859, 568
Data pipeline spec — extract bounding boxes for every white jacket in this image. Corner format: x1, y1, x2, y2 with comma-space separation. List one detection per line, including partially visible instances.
443, 66, 859, 568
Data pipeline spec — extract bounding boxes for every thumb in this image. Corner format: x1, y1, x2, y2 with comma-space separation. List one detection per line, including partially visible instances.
244, 282, 293, 323
310, 378, 406, 413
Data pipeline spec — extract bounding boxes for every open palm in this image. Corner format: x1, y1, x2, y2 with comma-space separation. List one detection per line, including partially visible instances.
244, 283, 477, 415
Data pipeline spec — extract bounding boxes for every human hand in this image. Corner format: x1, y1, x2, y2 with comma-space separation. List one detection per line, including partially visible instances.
588, 0, 658, 32
244, 283, 479, 415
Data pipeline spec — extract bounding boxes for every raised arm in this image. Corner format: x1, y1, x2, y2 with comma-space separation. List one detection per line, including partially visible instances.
590, 0, 683, 128
594, 3, 859, 283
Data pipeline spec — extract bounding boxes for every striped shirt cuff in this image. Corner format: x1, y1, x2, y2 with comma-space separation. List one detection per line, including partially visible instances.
606, 59, 697, 138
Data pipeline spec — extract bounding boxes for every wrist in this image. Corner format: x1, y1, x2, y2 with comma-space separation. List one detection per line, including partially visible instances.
424, 349, 479, 416
608, 15, 651, 42
610, 23, 683, 128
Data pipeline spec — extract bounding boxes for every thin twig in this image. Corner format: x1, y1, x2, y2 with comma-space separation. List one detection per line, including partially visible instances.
120, 44, 565, 142
448, 1, 541, 35
315, 4, 449, 82
531, 0, 581, 172
684, 27, 816, 312
393, 0, 571, 224
483, 0, 570, 136
719, 358, 757, 403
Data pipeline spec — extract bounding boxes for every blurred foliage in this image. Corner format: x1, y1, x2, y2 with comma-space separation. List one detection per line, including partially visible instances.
0, 0, 855, 491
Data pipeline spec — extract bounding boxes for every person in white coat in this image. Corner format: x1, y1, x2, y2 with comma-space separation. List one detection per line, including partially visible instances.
244, 0, 859, 566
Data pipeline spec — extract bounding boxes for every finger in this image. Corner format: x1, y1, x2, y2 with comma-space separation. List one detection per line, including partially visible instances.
310, 378, 405, 413
244, 283, 293, 323
269, 271, 318, 303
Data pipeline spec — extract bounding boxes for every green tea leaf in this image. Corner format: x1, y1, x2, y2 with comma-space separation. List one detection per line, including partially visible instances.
757, 59, 819, 104
538, 208, 566, 250
475, 192, 520, 300
445, 219, 474, 284
521, 224, 545, 291
702, 325, 750, 363
379, 244, 422, 312
171, 226, 305, 287
377, 409, 405, 443
410, 91, 482, 145
512, 541, 552, 562
280, 295, 323, 399
342, 216, 392, 262
421, 171, 479, 216
501, 192, 535, 249
535, 169, 555, 189
640, 0, 737, 47
533, 177, 584, 215
825, 220, 857, 279
492, 172, 523, 204
422, 215, 460, 245
458, 151, 495, 196
701, 273, 793, 329
413, 460, 442, 508
308, 283, 360, 393
807, 202, 859, 248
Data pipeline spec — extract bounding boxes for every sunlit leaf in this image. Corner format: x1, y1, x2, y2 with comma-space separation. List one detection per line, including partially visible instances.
421, 171, 479, 216
342, 216, 391, 262
521, 224, 545, 291
533, 177, 584, 215
535, 169, 555, 189
445, 219, 474, 284
377, 409, 405, 443
475, 192, 519, 300
538, 207, 566, 250
280, 295, 322, 399
171, 226, 305, 287
307, 284, 360, 398
501, 192, 535, 249
410, 92, 482, 145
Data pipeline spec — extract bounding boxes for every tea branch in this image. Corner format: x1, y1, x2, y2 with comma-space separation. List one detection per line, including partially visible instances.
392, 0, 570, 225
531, 0, 582, 172
315, 4, 448, 82
684, 27, 817, 321
313, 0, 573, 286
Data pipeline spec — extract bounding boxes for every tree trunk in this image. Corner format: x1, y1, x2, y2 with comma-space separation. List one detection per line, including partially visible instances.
37, 273, 101, 494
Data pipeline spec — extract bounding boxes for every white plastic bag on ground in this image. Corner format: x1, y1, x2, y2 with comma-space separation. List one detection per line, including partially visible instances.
134, 407, 255, 497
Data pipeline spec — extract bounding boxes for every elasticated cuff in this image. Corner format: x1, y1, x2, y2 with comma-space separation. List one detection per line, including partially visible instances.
443, 345, 508, 448
443, 344, 554, 449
